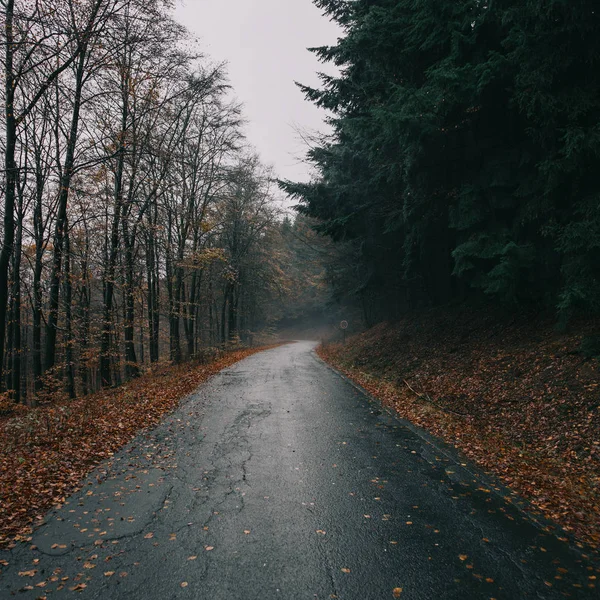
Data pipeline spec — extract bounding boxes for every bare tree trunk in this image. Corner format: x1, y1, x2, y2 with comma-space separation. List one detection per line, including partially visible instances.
45, 49, 88, 373
122, 221, 139, 379
228, 281, 239, 342
32, 159, 46, 392
146, 227, 160, 363
100, 81, 129, 386
64, 225, 75, 398
0, 0, 18, 390
170, 272, 183, 363
221, 283, 231, 343
10, 198, 24, 402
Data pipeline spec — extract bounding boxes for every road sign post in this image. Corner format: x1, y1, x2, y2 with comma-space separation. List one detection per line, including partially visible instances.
340, 320, 348, 345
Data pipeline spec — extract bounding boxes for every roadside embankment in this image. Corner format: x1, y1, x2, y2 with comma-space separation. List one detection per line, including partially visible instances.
318, 311, 600, 550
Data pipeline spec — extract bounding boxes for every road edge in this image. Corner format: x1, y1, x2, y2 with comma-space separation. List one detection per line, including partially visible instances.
311, 348, 597, 562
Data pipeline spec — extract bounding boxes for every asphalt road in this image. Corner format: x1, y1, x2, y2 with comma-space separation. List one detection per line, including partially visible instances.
1, 341, 598, 599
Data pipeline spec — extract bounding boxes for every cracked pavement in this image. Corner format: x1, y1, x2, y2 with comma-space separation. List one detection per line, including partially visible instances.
0, 341, 598, 599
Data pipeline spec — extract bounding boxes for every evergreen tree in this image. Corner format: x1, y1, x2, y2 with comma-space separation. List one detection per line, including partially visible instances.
283, 0, 600, 320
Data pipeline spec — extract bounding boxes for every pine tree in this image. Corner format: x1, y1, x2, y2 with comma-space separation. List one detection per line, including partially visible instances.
282, 0, 600, 320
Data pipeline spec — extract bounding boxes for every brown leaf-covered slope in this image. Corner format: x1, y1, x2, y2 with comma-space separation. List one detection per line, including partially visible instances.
318, 310, 600, 550
0, 347, 279, 546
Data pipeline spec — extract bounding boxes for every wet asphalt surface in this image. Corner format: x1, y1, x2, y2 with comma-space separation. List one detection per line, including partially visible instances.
1, 341, 598, 599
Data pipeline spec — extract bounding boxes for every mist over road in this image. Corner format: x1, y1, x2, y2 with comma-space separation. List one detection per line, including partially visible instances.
1, 342, 596, 599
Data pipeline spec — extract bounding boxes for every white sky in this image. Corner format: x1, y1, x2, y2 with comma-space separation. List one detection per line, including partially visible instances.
173, 0, 340, 183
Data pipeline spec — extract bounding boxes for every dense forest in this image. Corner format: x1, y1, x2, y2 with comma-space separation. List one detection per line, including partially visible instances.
0, 0, 328, 404
2, 0, 599, 405
282, 0, 600, 326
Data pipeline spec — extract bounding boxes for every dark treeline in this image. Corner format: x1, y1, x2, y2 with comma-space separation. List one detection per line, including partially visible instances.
282, 0, 600, 326
0, 0, 312, 404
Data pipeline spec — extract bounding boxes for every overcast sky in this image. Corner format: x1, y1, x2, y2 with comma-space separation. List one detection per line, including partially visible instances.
173, 0, 340, 184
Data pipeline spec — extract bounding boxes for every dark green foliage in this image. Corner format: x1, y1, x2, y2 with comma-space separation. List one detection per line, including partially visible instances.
281, 0, 600, 321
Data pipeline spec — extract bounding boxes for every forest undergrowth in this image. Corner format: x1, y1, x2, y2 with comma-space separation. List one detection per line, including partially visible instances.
0, 345, 280, 547
318, 310, 600, 551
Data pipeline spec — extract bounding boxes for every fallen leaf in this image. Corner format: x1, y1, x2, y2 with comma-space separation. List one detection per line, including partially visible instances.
393, 588, 403, 598
18, 570, 37, 577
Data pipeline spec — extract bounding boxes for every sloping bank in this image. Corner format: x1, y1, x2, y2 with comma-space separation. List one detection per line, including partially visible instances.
317, 311, 600, 550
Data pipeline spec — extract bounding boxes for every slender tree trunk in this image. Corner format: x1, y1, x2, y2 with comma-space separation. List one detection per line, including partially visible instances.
185, 270, 201, 357
45, 49, 88, 373
100, 87, 129, 387
11, 206, 23, 402
78, 285, 90, 396
208, 271, 214, 346
228, 281, 239, 342
77, 231, 91, 396
64, 226, 75, 398
99, 199, 122, 387
0, 0, 18, 390
146, 228, 160, 363
122, 224, 139, 379
139, 294, 145, 365
170, 272, 182, 363
221, 283, 231, 343
32, 180, 44, 392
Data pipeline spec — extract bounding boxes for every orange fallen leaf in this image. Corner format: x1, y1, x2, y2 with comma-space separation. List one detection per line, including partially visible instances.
393, 588, 403, 598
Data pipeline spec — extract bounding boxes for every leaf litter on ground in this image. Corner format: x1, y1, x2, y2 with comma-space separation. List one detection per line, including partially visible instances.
0, 346, 282, 546
318, 309, 600, 550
